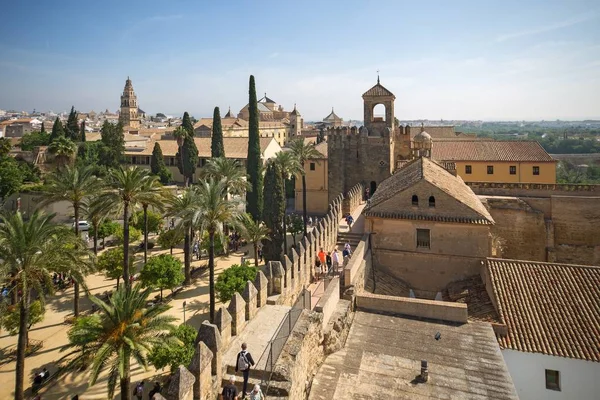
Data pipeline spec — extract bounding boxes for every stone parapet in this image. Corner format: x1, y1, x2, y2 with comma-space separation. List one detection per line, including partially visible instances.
468, 181, 600, 198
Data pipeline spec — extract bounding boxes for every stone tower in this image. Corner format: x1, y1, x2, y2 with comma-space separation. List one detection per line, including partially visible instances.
327, 79, 396, 202
119, 77, 140, 130
289, 104, 302, 137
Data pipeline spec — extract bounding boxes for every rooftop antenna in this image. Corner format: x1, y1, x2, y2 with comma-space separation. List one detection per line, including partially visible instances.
377, 70, 380, 84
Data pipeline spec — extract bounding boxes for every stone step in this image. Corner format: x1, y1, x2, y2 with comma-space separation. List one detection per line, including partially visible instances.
220, 374, 289, 397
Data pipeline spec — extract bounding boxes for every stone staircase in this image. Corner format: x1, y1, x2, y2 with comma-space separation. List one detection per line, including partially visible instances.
222, 365, 290, 397
336, 232, 362, 251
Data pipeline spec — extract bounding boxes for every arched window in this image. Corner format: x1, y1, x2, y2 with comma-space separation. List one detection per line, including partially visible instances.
429, 196, 435, 207
372, 104, 386, 122
412, 195, 418, 206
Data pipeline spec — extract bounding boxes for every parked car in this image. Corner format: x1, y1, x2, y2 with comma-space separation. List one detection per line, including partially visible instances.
72, 220, 90, 231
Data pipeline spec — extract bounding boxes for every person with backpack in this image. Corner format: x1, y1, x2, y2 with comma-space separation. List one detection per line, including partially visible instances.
133, 381, 144, 400
235, 342, 255, 398
249, 384, 265, 400
220, 375, 239, 400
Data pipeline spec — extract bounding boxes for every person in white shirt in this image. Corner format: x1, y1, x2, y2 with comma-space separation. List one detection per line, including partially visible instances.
331, 247, 340, 275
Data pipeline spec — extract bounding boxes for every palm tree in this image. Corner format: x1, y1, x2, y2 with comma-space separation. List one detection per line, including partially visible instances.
39, 165, 99, 316
202, 157, 250, 197
165, 187, 201, 285
236, 213, 270, 267
289, 138, 322, 237
137, 177, 164, 264
273, 151, 302, 255
0, 211, 93, 400
48, 136, 77, 169
87, 200, 107, 256
62, 284, 178, 400
195, 179, 242, 322
95, 166, 156, 290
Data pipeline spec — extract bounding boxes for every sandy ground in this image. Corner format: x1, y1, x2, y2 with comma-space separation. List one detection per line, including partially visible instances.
0, 235, 251, 400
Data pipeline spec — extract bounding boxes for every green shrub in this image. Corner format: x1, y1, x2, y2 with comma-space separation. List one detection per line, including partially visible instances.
215, 262, 257, 302
149, 324, 196, 373
1, 300, 45, 335
115, 225, 142, 244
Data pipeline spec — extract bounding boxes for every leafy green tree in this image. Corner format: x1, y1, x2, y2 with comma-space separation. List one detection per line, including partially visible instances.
139, 254, 184, 300
0, 211, 92, 400
17, 159, 41, 183
97, 247, 133, 287
287, 214, 304, 247
40, 165, 99, 316
130, 209, 163, 235
215, 263, 258, 302
19, 131, 51, 151
48, 136, 77, 169
157, 229, 184, 255
0, 137, 11, 156
80, 120, 86, 142
149, 324, 196, 373
150, 142, 167, 178
236, 213, 270, 266
63, 285, 178, 400
0, 157, 24, 201
289, 138, 322, 237
87, 201, 106, 255
115, 225, 142, 244
1, 300, 45, 335
99, 120, 125, 168
246, 75, 263, 221
211, 106, 225, 157
196, 179, 242, 321
175, 130, 198, 186
94, 220, 120, 247
50, 117, 66, 142
95, 166, 157, 289
66, 106, 79, 141
262, 163, 285, 262
273, 151, 302, 255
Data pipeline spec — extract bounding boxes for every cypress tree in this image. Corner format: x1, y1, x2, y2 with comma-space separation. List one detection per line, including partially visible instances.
80, 120, 86, 142
176, 113, 198, 185
246, 75, 263, 220
40, 122, 46, 134
151, 142, 163, 175
211, 106, 225, 158
262, 162, 285, 263
50, 117, 65, 142
182, 111, 195, 136
99, 120, 125, 168
66, 106, 79, 141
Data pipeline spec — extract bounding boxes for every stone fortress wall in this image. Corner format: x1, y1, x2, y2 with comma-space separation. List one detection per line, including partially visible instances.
162, 184, 364, 400
471, 182, 600, 266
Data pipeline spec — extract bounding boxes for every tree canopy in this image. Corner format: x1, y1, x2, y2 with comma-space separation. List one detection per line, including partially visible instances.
246, 75, 263, 220
215, 262, 258, 302
211, 106, 225, 158
139, 254, 184, 300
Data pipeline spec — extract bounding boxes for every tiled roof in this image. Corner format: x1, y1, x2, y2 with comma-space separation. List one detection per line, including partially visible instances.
432, 140, 555, 162
314, 141, 327, 158
487, 258, 600, 362
124, 137, 277, 158
367, 157, 494, 224
323, 108, 341, 121
362, 82, 395, 98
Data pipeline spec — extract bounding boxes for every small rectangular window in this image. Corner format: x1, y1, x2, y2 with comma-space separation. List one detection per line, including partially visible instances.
510, 166, 516, 175
533, 166, 540, 175
545, 369, 560, 391
310, 162, 316, 171
465, 165, 472, 174
416, 229, 430, 249
487, 165, 494, 174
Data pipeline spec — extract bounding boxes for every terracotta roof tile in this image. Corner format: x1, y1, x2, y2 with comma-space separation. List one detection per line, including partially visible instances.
124, 137, 276, 158
366, 157, 494, 224
487, 258, 600, 362
362, 82, 395, 98
314, 141, 327, 158
432, 140, 555, 162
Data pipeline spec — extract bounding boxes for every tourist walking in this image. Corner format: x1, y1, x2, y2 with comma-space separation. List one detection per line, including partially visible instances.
148, 381, 162, 399
249, 384, 265, 400
318, 248, 326, 266
331, 247, 340, 275
220, 375, 239, 400
344, 242, 352, 256
326, 252, 332, 275
134, 381, 145, 400
235, 343, 255, 397
314, 256, 322, 281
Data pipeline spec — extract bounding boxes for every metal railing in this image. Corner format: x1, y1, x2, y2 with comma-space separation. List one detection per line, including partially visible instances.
259, 288, 311, 393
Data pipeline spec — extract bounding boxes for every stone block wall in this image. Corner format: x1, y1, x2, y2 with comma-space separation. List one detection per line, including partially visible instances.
178, 185, 364, 400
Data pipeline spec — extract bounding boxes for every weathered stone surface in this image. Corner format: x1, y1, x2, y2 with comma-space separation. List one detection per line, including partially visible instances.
189, 341, 213, 400
196, 321, 221, 376
242, 280, 258, 320
269, 261, 285, 295
228, 292, 246, 335
214, 306, 232, 347
167, 365, 195, 400
253, 270, 268, 307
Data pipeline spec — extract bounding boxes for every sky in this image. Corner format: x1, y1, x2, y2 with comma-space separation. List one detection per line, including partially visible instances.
0, 0, 599, 121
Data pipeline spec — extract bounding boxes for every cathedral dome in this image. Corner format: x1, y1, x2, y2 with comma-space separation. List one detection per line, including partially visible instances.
414, 130, 432, 142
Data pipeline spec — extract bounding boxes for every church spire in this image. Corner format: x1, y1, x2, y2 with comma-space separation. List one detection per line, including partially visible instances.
377, 69, 380, 84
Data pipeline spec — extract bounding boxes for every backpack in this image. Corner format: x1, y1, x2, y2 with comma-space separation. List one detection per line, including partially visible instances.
237, 351, 250, 371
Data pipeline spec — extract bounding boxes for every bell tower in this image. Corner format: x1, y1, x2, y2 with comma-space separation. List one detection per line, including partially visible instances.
119, 76, 140, 130
362, 74, 395, 137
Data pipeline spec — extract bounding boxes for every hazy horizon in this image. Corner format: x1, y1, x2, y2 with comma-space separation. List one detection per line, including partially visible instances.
1, 0, 599, 121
